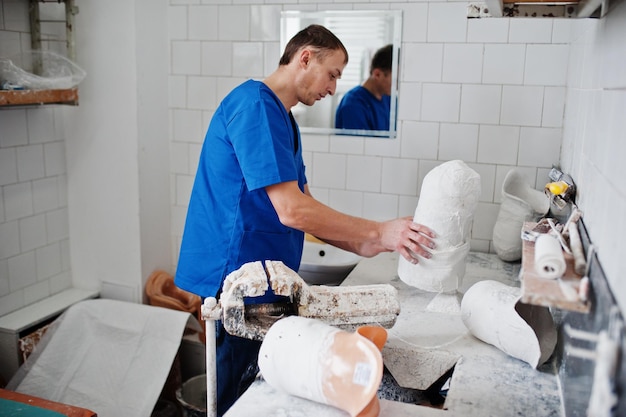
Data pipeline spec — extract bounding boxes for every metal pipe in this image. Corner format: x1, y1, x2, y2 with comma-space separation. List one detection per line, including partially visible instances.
204, 297, 219, 417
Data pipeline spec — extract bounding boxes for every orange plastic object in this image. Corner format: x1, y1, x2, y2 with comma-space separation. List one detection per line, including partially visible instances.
145, 270, 204, 338
355, 326, 388, 417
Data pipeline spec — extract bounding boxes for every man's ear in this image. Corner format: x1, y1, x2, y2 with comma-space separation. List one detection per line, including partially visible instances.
299, 49, 312, 69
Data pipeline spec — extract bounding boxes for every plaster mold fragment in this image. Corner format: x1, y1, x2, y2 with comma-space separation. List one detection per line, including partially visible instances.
461, 280, 557, 368
398, 160, 481, 293
492, 169, 550, 262
258, 316, 383, 417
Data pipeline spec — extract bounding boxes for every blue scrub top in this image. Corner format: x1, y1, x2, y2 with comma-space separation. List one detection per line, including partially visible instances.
335, 86, 390, 131
175, 80, 306, 301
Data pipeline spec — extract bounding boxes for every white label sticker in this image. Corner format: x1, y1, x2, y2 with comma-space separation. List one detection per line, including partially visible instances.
353, 362, 373, 386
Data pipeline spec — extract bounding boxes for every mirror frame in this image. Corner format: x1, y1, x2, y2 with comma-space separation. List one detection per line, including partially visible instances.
281, 10, 403, 139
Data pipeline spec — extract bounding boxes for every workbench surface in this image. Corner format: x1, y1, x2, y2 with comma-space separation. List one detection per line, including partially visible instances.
225, 252, 563, 417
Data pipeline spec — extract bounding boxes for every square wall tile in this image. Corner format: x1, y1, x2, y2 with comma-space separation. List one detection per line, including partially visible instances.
0, 221, 20, 259
26, 108, 56, 144
347, 155, 381, 192
381, 158, 419, 196
363, 193, 399, 221
19, 214, 46, 252
427, 3, 468, 43
509, 18, 553, 44
24, 281, 50, 305
32, 177, 59, 213
443, 44, 483, 84
402, 43, 443, 83
8, 251, 37, 292
0, 148, 18, 186
188, 5, 218, 40
46, 208, 69, 242
169, 75, 187, 108
421, 83, 460, 123
172, 41, 202, 74
518, 127, 562, 167
202, 42, 233, 76
397, 82, 422, 121
187, 76, 217, 110
44, 142, 66, 177
312, 153, 346, 189
542, 87, 566, 127
483, 44, 525, 85
167, 5, 187, 40
400, 121, 439, 160
232, 42, 264, 77
173, 109, 204, 143
250, 5, 281, 41
329, 136, 364, 155
477, 125, 519, 165
467, 18, 509, 43
218, 6, 250, 41
399, 195, 419, 217
0, 109, 28, 147
460, 84, 502, 125
400, 3, 428, 43
438, 123, 479, 162
4, 182, 33, 221
525, 44, 569, 86
329, 189, 363, 217
501, 85, 544, 126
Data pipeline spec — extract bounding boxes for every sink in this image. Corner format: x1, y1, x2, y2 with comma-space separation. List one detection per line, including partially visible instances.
297, 240, 362, 286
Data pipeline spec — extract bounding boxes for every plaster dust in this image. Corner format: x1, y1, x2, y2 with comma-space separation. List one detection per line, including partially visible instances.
398, 160, 481, 293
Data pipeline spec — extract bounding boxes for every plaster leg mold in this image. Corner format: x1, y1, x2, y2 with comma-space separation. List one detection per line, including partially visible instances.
461, 280, 557, 368
492, 169, 550, 262
258, 316, 384, 417
398, 160, 481, 303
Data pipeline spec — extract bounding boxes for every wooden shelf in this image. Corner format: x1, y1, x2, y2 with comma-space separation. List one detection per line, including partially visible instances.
520, 222, 590, 313
0, 88, 78, 107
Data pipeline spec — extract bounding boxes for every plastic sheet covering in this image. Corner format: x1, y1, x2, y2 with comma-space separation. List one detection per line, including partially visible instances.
0, 50, 86, 90
7, 299, 201, 417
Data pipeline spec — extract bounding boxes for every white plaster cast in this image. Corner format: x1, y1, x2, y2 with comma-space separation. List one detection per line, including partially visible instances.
398, 160, 481, 293
258, 316, 383, 417
461, 280, 557, 368
492, 169, 550, 262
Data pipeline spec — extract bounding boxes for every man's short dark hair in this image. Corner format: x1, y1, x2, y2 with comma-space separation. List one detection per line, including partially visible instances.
370, 44, 393, 74
279, 24, 349, 66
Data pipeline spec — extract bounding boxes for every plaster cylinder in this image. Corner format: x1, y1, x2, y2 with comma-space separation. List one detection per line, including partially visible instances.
398, 160, 481, 292
258, 316, 383, 417
461, 280, 557, 368
534, 234, 566, 279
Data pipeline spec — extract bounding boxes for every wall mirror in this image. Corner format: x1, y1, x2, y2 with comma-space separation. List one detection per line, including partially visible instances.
281, 10, 402, 139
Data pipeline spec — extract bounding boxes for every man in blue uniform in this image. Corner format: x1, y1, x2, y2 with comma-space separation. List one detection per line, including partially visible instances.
175, 26, 434, 416
335, 44, 393, 131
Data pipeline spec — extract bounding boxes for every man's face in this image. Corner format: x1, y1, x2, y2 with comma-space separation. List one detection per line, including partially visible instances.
297, 49, 346, 106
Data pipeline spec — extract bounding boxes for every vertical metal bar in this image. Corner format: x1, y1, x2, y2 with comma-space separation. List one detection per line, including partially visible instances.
29, 0, 42, 75
64, 0, 77, 62
204, 298, 218, 417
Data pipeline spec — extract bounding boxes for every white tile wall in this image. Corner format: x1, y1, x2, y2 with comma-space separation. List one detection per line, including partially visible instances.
0, 1, 72, 314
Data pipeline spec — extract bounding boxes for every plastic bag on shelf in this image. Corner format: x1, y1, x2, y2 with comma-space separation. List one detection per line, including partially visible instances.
0, 50, 86, 90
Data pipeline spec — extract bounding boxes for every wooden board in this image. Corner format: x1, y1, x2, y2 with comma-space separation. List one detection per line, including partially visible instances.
0, 88, 78, 106
520, 222, 590, 313
0, 388, 97, 417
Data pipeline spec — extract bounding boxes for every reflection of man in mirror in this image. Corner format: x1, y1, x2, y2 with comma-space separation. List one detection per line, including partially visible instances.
334, 44, 393, 131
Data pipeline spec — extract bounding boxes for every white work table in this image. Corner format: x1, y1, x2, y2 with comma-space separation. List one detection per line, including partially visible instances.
225, 252, 563, 417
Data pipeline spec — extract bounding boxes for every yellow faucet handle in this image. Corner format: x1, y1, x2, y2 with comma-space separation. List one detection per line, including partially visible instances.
546, 181, 569, 196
